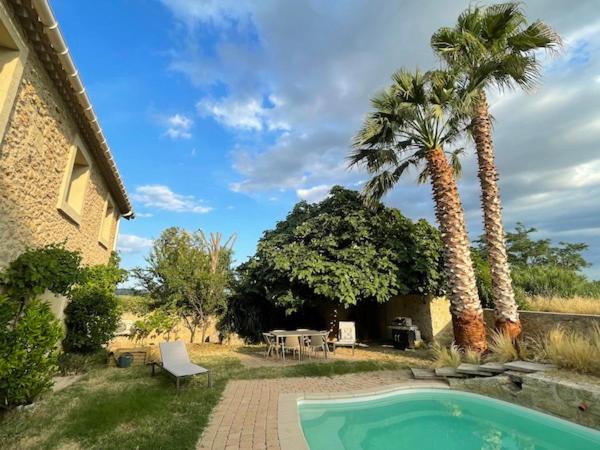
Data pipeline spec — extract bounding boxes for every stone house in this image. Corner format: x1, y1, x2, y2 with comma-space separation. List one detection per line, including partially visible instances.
0, 0, 133, 272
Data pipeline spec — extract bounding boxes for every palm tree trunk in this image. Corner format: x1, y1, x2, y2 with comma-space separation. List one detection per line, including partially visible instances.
427, 147, 487, 353
471, 91, 521, 339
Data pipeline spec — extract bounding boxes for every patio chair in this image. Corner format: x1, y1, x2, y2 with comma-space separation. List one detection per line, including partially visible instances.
154, 341, 212, 392
307, 333, 328, 359
262, 332, 279, 359
333, 321, 356, 355
282, 335, 302, 360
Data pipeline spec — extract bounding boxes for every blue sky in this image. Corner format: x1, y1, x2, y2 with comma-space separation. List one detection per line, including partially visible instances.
51, 1, 600, 281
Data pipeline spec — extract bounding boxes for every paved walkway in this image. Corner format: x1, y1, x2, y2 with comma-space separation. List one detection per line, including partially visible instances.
196, 369, 415, 450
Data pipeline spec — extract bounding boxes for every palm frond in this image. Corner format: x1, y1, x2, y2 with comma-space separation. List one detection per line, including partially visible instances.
449, 148, 464, 179
361, 160, 414, 206
508, 21, 563, 53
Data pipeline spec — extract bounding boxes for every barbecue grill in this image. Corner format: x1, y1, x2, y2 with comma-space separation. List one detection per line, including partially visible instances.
388, 317, 421, 349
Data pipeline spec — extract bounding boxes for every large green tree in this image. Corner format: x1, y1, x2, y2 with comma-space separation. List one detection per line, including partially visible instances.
133, 227, 234, 343
431, 2, 561, 338
350, 69, 487, 352
230, 186, 444, 331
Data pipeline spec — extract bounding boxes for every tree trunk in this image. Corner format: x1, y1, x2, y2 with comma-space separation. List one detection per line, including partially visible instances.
471, 91, 521, 339
427, 147, 487, 353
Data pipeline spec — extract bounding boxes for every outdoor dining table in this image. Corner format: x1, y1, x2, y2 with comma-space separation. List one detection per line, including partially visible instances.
270, 329, 328, 361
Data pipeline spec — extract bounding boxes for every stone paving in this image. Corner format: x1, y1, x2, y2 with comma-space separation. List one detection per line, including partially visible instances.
196, 369, 415, 449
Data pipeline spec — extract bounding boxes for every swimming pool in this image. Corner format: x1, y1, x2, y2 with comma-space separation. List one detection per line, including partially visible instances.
298, 389, 600, 450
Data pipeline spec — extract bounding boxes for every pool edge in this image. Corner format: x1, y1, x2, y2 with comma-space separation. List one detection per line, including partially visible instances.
278, 379, 449, 450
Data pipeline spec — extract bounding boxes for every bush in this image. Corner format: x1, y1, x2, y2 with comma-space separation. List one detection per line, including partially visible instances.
431, 343, 461, 368
512, 265, 599, 299
0, 245, 80, 408
63, 286, 121, 353
1, 244, 81, 300
487, 330, 520, 363
534, 325, 600, 376
0, 296, 63, 408
63, 254, 126, 354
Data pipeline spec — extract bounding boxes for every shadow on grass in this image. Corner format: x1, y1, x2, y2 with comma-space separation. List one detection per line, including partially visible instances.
0, 347, 422, 450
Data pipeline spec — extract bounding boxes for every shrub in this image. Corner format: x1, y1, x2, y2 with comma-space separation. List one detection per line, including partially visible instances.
63, 286, 121, 353
0, 245, 80, 408
462, 348, 481, 365
63, 254, 126, 353
512, 265, 599, 299
1, 244, 81, 301
0, 296, 63, 408
487, 330, 519, 363
432, 343, 461, 368
534, 325, 600, 375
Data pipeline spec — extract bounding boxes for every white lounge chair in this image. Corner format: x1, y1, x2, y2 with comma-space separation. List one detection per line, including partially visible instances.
333, 321, 356, 355
154, 341, 212, 392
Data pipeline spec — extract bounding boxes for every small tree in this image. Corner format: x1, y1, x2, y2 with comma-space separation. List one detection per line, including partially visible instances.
133, 227, 234, 343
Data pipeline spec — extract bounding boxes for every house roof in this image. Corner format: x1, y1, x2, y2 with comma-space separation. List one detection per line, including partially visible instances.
8, 0, 134, 218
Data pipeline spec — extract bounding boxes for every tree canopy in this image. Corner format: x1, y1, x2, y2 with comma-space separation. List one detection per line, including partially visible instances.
234, 186, 445, 315
132, 227, 234, 343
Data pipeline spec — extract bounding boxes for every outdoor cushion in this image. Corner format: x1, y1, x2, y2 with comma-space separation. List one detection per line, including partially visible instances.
164, 362, 208, 378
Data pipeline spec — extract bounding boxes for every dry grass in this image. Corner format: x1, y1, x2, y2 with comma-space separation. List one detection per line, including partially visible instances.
487, 330, 520, 363
534, 324, 600, 375
526, 296, 600, 315
462, 348, 481, 365
432, 343, 462, 368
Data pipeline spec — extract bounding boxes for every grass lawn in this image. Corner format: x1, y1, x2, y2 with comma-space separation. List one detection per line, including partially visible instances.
0, 345, 427, 450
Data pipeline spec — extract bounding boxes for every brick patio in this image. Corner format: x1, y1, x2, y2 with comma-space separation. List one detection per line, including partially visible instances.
196, 369, 416, 450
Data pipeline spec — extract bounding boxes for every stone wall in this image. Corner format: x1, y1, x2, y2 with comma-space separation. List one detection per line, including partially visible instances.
451, 372, 600, 429
378, 295, 452, 342
484, 309, 600, 336
0, 8, 117, 268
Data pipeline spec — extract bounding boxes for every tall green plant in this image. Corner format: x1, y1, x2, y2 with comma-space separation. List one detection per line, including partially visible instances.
350, 69, 487, 352
0, 244, 80, 408
432, 2, 561, 338
64, 253, 127, 353
133, 228, 234, 343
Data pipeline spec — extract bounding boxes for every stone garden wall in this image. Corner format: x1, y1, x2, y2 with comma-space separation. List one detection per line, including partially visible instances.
483, 309, 600, 336
451, 371, 600, 429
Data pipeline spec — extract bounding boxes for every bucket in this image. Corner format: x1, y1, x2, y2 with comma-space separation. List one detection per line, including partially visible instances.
117, 352, 134, 368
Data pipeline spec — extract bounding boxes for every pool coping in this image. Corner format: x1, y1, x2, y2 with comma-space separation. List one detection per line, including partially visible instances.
277, 379, 449, 450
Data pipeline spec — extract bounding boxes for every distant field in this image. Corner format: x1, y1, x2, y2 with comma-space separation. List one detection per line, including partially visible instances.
526, 296, 600, 315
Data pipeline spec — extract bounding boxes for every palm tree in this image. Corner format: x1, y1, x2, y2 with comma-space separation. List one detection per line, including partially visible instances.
349, 69, 487, 352
431, 3, 561, 338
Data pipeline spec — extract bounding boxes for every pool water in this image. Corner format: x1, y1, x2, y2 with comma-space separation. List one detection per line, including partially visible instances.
299, 389, 600, 450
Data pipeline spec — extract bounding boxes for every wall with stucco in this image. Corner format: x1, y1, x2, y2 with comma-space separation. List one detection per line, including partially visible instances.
0, 3, 118, 269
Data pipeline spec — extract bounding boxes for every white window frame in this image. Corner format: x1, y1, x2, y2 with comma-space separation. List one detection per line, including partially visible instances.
57, 134, 92, 225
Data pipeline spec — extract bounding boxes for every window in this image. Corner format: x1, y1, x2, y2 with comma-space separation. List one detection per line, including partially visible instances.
98, 197, 116, 248
57, 136, 91, 224
0, 6, 27, 142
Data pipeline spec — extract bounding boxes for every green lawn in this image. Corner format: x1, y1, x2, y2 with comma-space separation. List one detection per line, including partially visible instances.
0, 346, 420, 450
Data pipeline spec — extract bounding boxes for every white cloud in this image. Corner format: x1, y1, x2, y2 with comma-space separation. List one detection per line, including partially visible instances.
197, 97, 289, 131
296, 185, 331, 203
135, 212, 154, 218
117, 234, 154, 254
162, 0, 600, 274
132, 185, 213, 213
164, 113, 193, 139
